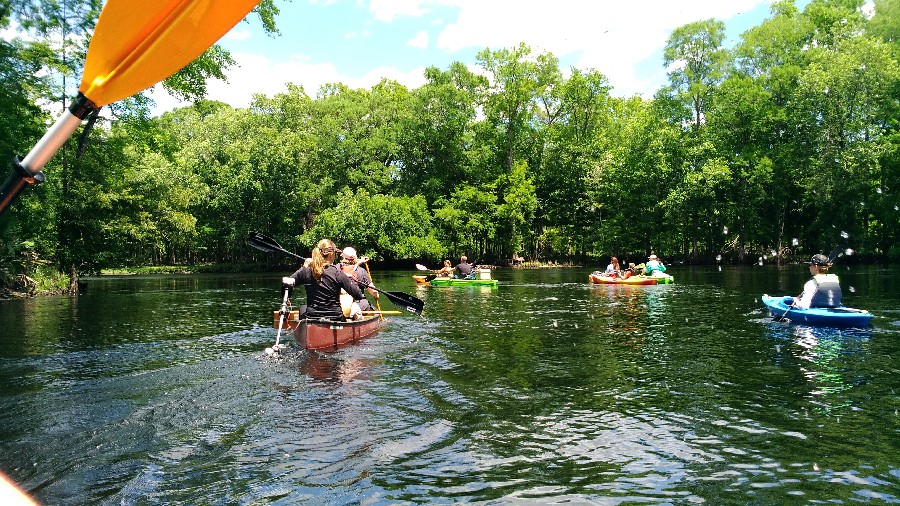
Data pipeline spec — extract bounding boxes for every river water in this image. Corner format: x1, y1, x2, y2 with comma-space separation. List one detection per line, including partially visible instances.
1, 266, 898, 504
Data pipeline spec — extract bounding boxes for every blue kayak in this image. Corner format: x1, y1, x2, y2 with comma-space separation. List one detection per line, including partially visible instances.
761, 294, 873, 328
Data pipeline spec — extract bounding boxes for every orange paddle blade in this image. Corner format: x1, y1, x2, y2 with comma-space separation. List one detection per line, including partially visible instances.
79, 0, 260, 107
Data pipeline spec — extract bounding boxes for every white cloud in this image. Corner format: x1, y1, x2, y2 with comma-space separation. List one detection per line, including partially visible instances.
150, 0, 782, 113
150, 52, 429, 113
433, 0, 775, 97
407, 30, 429, 49
0, 20, 20, 41
226, 27, 252, 42
369, 0, 429, 22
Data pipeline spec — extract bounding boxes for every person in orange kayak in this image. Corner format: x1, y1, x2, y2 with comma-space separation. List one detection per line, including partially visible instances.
794, 253, 842, 309
604, 257, 622, 276
289, 239, 364, 320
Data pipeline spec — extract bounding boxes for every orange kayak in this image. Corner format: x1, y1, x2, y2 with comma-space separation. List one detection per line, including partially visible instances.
589, 272, 658, 285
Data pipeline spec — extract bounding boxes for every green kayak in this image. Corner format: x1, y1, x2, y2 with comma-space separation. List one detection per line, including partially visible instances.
412, 275, 498, 287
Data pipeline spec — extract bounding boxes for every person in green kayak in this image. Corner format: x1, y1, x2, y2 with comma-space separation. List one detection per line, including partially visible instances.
794, 253, 842, 309
455, 255, 474, 279
436, 259, 454, 278
644, 254, 667, 276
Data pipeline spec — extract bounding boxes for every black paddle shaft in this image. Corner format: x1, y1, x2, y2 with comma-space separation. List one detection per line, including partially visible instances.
247, 231, 424, 316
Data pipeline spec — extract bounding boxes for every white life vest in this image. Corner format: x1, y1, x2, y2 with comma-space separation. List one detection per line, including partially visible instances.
810, 273, 842, 308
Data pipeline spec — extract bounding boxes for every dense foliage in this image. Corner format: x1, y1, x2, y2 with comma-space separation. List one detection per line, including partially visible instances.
2, 0, 899, 293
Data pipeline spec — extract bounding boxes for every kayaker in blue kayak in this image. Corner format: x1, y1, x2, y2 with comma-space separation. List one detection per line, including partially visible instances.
794, 254, 842, 309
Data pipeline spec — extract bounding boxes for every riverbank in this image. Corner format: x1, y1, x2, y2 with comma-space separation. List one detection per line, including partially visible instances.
100, 263, 254, 275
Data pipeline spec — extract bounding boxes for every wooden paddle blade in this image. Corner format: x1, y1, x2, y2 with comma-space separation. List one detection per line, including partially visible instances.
80, 0, 260, 106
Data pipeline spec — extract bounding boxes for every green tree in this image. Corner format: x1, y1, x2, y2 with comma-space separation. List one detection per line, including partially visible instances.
303, 188, 443, 262
791, 35, 900, 252
433, 185, 497, 259
477, 43, 560, 175
395, 62, 485, 204
663, 19, 728, 132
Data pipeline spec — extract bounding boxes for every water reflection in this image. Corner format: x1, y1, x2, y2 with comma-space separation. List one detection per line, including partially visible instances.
768, 323, 871, 415
296, 351, 372, 383
2, 269, 900, 504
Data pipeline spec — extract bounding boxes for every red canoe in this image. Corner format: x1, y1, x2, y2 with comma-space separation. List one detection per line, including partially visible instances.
296, 315, 383, 351
588, 273, 658, 285
275, 311, 384, 350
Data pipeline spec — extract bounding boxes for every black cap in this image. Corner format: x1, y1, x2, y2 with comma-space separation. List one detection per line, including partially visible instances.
810, 254, 830, 266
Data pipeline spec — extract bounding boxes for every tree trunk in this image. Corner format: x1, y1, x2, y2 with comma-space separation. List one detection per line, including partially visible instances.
692, 212, 699, 261
68, 264, 79, 296
777, 209, 785, 266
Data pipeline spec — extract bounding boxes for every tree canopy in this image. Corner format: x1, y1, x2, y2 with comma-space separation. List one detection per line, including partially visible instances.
2, 0, 899, 294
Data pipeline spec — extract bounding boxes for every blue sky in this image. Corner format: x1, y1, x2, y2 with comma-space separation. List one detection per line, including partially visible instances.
150, 0, 812, 114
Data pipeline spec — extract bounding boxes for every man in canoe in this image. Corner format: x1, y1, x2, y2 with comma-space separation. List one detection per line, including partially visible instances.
794, 253, 842, 309
290, 239, 365, 321
339, 246, 379, 316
